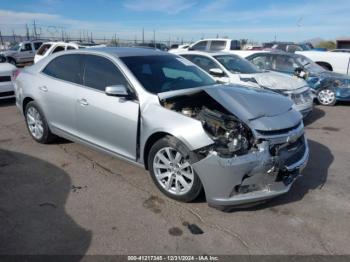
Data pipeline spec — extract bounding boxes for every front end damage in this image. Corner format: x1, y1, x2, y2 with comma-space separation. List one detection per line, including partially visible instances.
160, 86, 309, 207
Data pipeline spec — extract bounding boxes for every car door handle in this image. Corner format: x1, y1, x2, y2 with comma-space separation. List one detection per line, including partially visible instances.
79, 98, 89, 106
39, 86, 48, 92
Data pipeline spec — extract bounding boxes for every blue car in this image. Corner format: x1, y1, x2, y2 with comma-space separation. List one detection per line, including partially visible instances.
246, 51, 350, 106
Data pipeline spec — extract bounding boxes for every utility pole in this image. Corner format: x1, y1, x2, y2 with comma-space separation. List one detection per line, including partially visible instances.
25, 24, 30, 40
33, 20, 37, 40
12, 30, 16, 43
0, 30, 3, 47
153, 29, 156, 48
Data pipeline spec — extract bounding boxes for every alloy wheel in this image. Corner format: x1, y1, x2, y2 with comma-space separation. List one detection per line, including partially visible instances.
26, 106, 44, 139
318, 89, 336, 105
153, 147, 194, 196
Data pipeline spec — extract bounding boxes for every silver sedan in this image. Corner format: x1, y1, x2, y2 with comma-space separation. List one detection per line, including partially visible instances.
14, 48, 309, 209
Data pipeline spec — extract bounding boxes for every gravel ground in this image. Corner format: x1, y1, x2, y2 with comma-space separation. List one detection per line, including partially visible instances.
0, 98, 349, 255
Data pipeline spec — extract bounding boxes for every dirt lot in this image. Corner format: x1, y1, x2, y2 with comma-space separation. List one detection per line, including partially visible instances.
0, 98, 349, 255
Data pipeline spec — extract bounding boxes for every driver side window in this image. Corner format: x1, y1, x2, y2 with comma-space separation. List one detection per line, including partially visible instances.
250, 55, 271, 70
22, 43, 32, 52
181, 55, 220, 73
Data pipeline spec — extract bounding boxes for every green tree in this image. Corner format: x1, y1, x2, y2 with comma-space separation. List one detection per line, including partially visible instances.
315, 41, 336, 50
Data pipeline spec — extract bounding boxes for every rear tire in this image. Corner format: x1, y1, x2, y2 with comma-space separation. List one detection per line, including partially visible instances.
148, 136, 203, 202
25, 101, 56, 143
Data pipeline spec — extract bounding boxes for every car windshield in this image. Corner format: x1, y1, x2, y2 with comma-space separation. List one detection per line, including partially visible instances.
214, 55, 262, 74
8, 44, 20, 51
294, 54, 325, 73
120, 55, 216, 94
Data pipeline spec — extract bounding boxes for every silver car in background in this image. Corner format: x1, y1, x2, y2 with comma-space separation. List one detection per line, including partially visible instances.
175, 51, 314, 117
15, 48, 309, 209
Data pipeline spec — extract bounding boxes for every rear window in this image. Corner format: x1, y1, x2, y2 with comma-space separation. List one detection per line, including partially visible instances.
42, 54, 83, 85
37, 44, 52, 56
230, 40, 241, 50
210, 41, 226, 51
191, 41, 208, 51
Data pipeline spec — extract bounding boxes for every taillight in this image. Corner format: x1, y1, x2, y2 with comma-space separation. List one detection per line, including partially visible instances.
12, 69, 20, 80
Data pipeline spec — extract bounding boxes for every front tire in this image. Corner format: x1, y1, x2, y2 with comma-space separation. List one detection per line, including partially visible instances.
25, 101, 56, 143
148, 136, 203, 202
7, 57, 16, 66
317, 88, 336, 106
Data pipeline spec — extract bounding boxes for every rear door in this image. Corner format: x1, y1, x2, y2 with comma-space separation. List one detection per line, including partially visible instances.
18, 43, 34, 63
76, 54, 139, 160
40, 54, 83, 135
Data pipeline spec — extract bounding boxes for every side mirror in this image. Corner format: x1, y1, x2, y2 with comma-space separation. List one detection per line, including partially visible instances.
209, 68, 225, 77
105, 85, 129, 97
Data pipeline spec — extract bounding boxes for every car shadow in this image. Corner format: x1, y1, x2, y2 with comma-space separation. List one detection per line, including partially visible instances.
303, 106, 325, 126
0, 149, 92, 256
222, 139, 333, 212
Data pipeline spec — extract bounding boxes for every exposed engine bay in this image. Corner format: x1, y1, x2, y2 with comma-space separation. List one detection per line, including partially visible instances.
161, 91, 254, 157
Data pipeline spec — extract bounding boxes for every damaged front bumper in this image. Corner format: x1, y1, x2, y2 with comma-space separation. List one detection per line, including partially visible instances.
192, 136, 309, 207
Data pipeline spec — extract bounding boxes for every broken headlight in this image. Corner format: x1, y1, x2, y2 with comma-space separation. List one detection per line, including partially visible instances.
196, 107, 252, 157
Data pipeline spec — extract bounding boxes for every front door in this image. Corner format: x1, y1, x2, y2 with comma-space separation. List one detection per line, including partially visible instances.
76, 54, 139, 160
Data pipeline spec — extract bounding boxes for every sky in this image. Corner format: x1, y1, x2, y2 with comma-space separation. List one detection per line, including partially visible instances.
0, 0, 349, 43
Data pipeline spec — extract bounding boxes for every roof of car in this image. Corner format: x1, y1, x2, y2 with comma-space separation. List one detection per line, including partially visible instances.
75, 47, 172, 57
175, 50, 234, 56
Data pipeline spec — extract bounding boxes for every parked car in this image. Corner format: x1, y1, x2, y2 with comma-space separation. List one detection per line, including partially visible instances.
136, 42, 169, 51
0, 40, 43, 66
170, 44, 190, 50
296, 50, 350, 74
177, 51, 313, 117
169, 38, 241, 53
0, 54, 17, 99
15, 48, 309, 208
262, 42, 313, 53
34, 42, 80, 63
246, 51, 350, 106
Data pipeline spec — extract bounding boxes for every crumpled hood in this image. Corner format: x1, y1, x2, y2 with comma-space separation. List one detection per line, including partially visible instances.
241, 71, 307, 91
307, 71, 350, 88
203, 85, 294, 122
158, 84, 296, 124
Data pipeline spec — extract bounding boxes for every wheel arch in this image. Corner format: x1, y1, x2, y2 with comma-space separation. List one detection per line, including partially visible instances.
315, 61, 333, 71
22, 97, 34, 114
143, 132, 173, 170
5, 56, 16, 63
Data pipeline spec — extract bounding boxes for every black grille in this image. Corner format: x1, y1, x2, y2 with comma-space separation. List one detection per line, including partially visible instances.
272, 136, 306, 167
0, 91, 14, 97
0, 76, 11, 82
256, 122, 301, 136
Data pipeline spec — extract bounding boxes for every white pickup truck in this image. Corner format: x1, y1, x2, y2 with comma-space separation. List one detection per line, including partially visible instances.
296, 50, 350, 75
169, 38, 241, 53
